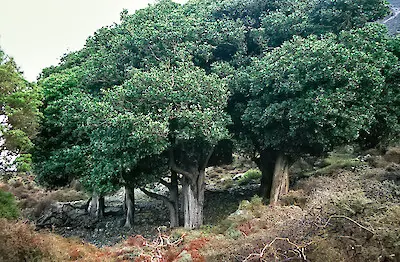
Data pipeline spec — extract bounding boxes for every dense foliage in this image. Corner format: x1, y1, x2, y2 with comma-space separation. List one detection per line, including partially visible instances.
231, 24, 399, 156
32, 0, 398, 226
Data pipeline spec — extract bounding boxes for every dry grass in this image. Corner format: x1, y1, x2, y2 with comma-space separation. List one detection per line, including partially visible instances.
0, 219, 112, 262
384, 147, 400, 164
196, 148, 400, 261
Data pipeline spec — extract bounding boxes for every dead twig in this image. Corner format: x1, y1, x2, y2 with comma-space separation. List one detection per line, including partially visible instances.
319, 215, 374, 235
125, 229, 186, 262
243, 237, 312, 262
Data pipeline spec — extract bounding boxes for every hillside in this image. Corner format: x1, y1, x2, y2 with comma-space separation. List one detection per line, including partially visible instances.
1, 0, 399, 261
1, 147, 399, 261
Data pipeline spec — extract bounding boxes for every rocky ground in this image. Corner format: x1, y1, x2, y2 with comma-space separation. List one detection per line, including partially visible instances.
2, 148, 399, 262
35, 157, 259, 247
48, 185, 258, 247
386, 0, 400, 34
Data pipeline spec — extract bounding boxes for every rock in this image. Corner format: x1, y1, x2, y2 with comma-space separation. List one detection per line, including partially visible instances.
232, 173, 245, 181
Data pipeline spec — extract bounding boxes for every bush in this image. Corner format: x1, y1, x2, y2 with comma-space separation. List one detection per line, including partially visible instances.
238, 169, 262, 185
307, 153, 363, 176
0, 219, 48, 262
0, 189, 19, 219
0, 219, 111, 262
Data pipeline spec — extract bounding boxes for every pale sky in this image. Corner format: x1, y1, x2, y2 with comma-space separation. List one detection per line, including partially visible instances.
0, 0, 187, 82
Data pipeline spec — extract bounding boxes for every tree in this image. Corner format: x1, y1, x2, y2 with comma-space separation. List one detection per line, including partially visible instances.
219, 0, 390, 202
309, 0, 389, 34
140, 170, 180, 228
34, 68, 88, 187
104, 62, 230, 228
228, 24, 400, 203
0, 48, 42, 173
84, 97, 170, 227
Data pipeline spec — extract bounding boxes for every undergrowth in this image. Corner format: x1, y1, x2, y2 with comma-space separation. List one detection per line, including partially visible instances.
238, 169, 262, 185
0, 188, 19, 219
0, 219, 111, 262
0, 147, 398, 261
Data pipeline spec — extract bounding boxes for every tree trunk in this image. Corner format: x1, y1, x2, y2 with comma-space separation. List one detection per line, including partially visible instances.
124, 186, 135, 228
169, 147, 212, 229
257, 150, 276, 202
270, 153, 289, 205
164, 199, 178, 228
87, 192, 104, 218
87, 194, 98, 217
182, 170, 205, 229
140, 174, 179, 228
169, 171, 180, 227
97, 196, 105, 218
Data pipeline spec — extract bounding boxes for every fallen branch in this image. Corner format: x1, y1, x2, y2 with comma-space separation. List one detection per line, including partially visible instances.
243, 237, 311, 262
320, 215, 374, 235
131, 229, 186, 262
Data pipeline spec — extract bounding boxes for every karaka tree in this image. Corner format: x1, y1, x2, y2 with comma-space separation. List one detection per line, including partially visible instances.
229, 24, 400, 203
107, 61, 230, 228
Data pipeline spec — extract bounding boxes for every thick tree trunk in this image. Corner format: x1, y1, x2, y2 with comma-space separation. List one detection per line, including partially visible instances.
169, 147, 212, 229
257, 151, 276, 202
169, 171, 180, 227
270, 153, 289, 205
124, 186, 135, 228
182, 171, 205, 229
87, 193, 104, 218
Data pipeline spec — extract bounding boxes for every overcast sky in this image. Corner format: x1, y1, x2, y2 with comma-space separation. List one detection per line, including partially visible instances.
0, 0, 187, 82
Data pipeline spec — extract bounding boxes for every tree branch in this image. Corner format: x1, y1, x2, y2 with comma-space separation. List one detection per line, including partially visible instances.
320, 215, 375, 235
140, 188, 170, 204
148, 45, 162, 62
168, 149, 193, 179
200, 146, 215, 171
159, 178, 171, 190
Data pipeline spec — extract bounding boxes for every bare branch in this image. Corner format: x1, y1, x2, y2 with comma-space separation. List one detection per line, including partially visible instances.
140, 188, 170, 203
159, 178, 171, 190
320, 215, 375, 235
243, 237, 311, 262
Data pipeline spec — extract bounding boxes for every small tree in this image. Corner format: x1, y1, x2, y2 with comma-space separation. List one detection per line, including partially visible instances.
0, 189, 19, 219
0, 48, 42, 172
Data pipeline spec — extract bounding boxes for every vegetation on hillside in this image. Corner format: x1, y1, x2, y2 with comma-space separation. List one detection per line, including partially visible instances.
0, 0, 399, 261
1, 150, 399, 261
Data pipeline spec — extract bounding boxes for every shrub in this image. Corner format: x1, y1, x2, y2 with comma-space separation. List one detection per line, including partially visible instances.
238, 169, 262, 185
0, 219, 112, 262
0, 219, 48, 262
384, 147, 400, 164
307, 153, 364, 176
280, 189, 308, 207
220, 178, 234, 189
0, 189, 19, 219
32, 198, 54, 219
